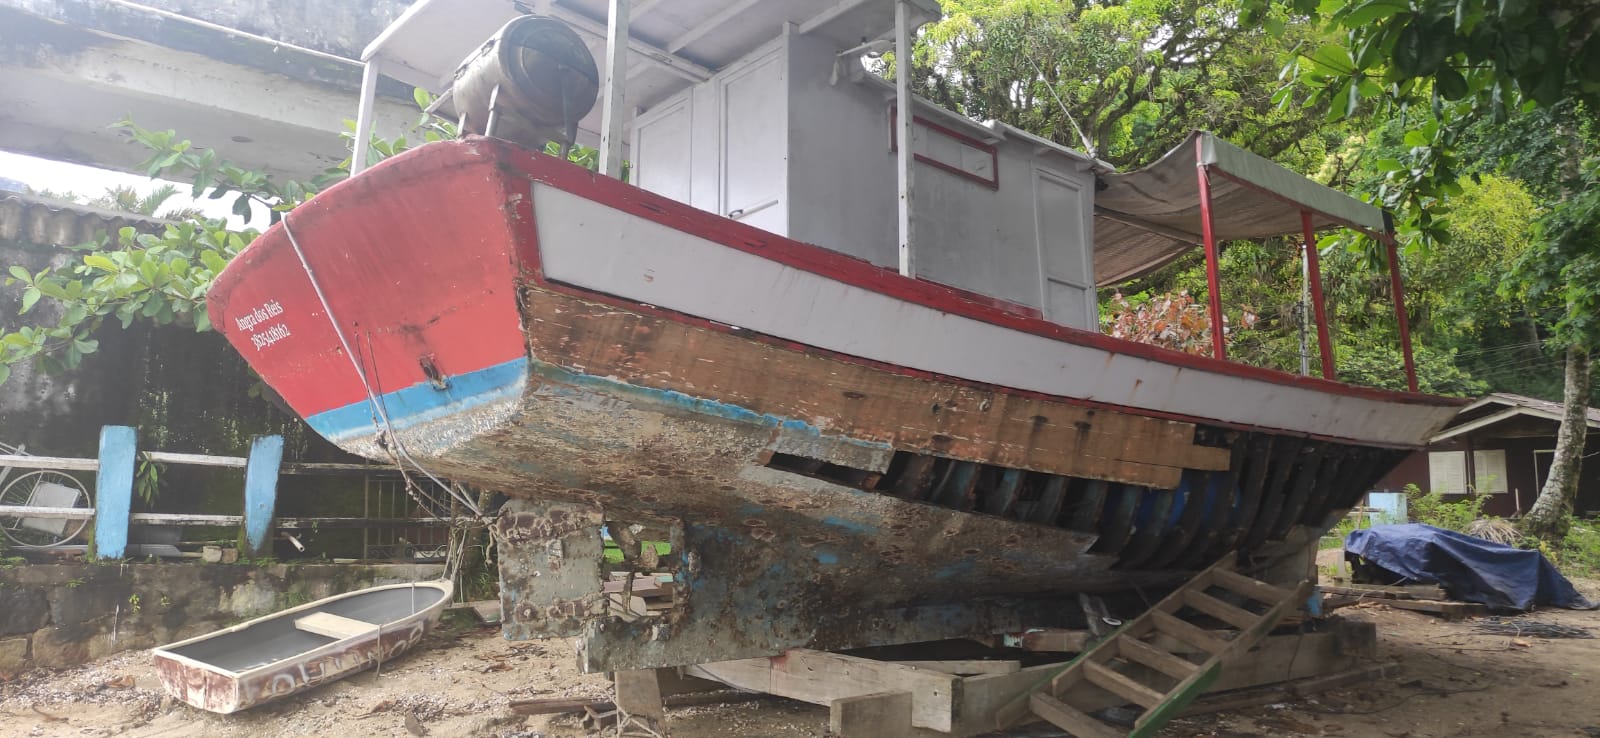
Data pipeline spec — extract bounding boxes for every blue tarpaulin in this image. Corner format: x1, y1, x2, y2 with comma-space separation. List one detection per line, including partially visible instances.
1344, 523, 1597, 611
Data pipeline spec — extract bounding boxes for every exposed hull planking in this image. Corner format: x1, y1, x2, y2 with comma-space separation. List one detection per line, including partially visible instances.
206, 138, 1463, 670
151, 581, 452, 713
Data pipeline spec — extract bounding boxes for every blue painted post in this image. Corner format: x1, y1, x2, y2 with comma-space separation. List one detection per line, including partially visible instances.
92, 426, 137, 560
242, 435, 284, 557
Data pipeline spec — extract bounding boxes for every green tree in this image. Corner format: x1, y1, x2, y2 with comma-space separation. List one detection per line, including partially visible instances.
88, 184, 206, 221
1274, 0, 1600, 539
3, 91, 615, 388
916, 0, 1347, 169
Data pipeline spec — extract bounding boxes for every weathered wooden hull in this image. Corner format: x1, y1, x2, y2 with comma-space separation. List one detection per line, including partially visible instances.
206, 138, 1462, 670
151, 581, 452, 713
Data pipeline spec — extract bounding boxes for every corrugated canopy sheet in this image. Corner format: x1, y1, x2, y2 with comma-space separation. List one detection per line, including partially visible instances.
1092, 131, 1389, 286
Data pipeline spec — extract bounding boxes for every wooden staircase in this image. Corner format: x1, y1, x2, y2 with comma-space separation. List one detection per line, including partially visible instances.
997, 558, 1313, 737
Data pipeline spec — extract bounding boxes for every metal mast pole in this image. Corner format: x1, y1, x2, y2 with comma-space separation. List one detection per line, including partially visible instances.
895, 0, 916, 277
351, 61, 381, 175
599, 0, 630, 178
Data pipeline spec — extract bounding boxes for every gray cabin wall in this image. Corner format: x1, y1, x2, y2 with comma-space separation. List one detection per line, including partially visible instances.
629, 31, 1098, 329
785, 33, 898, 268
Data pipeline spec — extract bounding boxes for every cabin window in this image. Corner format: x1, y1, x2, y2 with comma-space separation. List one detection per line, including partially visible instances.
1472, 449, 1508, 494
888, 109, 1000, 189
1427, 451, 1467, 495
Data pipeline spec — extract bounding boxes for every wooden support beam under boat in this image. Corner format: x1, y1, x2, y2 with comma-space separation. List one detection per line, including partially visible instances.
685, 623, 1377, 738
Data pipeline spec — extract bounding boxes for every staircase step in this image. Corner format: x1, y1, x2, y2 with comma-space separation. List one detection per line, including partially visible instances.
1119, 637, 1198, 681
1029, 692, 1121, 738
1211, 568, 1294, 604
1082, 660, 1165, 710
1149, 610, 1228, 655
1182, 589, 1260, 630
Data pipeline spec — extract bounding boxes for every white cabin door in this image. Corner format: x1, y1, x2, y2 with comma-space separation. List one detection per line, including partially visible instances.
632, 97, 693, 205
1034, 168, 1095, 329
718, 51, 786, 235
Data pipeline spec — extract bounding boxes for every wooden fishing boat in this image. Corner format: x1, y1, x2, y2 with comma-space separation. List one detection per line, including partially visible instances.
204, 0, 1465, 671
151, 580, 452, 713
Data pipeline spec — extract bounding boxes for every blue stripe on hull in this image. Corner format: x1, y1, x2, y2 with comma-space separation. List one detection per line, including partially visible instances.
303, 356, 893, 459
305, 357, 530, 443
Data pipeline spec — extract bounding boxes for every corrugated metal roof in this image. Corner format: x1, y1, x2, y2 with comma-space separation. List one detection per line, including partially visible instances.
0, 192, 171, 248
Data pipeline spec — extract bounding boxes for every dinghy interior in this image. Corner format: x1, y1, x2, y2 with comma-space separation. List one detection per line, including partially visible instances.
161, 585, 447, 673
152, 581, 452, 712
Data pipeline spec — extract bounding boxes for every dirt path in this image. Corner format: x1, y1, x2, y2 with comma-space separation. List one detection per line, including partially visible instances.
5, 581, 1600, 737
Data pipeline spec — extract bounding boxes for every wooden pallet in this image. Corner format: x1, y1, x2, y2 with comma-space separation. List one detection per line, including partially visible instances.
684, 618, 1373, 737
996, 557, 1312, 737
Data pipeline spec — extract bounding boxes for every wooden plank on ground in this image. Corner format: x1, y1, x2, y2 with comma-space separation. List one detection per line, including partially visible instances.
688, 649, 960, 732
830, 691, 912, 738
614, 669, 666, 723
1028, 693, 1118, 738
890, 660, 1020, 675
1374, 599, 1487, 620
1322, 584, 1449, 601
508, 690, 766, 716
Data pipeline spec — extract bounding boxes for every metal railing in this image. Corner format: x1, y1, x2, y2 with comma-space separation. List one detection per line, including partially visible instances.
0, 426, 449, 558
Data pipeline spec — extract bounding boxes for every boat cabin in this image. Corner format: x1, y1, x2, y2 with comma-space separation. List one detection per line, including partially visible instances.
353, 0, 1416, 385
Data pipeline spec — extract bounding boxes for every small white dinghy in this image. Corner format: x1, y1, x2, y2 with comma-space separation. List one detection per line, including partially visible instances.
152, 580, 453, 713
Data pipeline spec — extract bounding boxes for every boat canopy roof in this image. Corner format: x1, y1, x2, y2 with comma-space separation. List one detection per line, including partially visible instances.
1092, 131, 1391, 286
363, 0, 940, 143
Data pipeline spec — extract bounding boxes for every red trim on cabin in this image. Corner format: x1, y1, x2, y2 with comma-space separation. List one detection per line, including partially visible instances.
888, 108, 1001, 190
478, 138, 1454, 409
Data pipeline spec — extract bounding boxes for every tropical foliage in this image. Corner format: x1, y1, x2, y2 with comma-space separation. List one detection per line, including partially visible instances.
4, 3, 1598, 542
1, 92, 603, 387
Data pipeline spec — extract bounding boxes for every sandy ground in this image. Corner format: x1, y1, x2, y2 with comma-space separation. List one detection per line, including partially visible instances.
4, 573, 1600, 738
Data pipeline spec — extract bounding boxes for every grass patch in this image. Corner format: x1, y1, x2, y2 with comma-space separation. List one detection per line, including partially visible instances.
603, 540, 670, 565
1545, 519, 1600, 579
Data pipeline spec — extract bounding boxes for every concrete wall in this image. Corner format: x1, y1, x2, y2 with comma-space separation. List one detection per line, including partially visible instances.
0, 562, 444, 673
1, 0, 419, 182
0, 0, 411, 59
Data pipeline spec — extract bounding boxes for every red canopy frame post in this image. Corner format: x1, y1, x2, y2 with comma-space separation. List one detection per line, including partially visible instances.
1300, 211, 1336, 380
1196, 142, 1226, 361
1385, 236, 1419, 392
